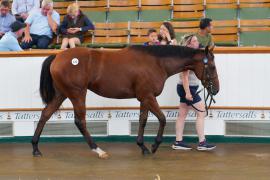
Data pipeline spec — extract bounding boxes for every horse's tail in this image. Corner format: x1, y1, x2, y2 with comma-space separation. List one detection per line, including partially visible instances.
40, 54, 56, 105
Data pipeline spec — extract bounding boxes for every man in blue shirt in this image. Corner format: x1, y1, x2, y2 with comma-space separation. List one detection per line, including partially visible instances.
0, 0, 16, 38
0, 21, 26, 51
21, 0, 60, 49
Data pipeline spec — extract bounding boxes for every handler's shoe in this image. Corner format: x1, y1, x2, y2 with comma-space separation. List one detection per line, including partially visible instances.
197, 140, 216, 151
172, 141, 192, 150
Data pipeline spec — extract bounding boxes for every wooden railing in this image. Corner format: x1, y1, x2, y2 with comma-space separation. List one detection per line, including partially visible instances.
0, 47, 270, 57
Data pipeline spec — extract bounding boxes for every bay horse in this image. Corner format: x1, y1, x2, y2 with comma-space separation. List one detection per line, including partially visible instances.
32, 45, 219, 159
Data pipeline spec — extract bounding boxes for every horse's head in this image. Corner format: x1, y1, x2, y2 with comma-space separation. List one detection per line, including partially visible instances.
193, 46, 220, 95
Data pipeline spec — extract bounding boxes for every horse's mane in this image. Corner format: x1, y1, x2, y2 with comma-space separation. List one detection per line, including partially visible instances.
129, 45, 203, 59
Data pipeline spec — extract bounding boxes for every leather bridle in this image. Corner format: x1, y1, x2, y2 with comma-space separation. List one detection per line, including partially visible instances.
189, 57, 217, 116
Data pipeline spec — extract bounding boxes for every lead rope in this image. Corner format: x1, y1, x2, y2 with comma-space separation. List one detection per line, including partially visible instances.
190, 88, 205, 113
189, 60, 216, 116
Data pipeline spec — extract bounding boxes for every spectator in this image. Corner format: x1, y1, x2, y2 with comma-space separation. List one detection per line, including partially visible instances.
12, 0, 40, 22
60, 3, 94, 49
143, 28, 160, 46
0, 21, 26, 51
0, 0, 16, 38
159, 22, 177, 45
172, 34, 216, 151
21, 0, 60, 49
196, 18, 214, 47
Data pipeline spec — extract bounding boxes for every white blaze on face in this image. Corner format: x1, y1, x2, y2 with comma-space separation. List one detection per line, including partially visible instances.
71, 58, 79, 65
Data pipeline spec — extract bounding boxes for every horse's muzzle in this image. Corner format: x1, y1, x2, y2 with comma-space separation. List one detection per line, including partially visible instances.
207, 85, 219, 96
211, 88, 219, 96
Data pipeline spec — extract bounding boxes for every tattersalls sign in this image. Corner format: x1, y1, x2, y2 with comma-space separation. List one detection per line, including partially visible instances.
0, 109, 268, 121
0, 109, 269, 137
215, 110, 257, 119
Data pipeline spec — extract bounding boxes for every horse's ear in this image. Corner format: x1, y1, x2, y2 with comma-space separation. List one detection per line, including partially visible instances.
205, 46, 209, 55
209, 45, 215, 52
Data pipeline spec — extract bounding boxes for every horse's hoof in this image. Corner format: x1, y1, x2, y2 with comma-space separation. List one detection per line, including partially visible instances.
142, 148, 151, 155
93, 147, 109, 159
151, 144, 159, 154
98, 152, 109, 159
33, 150, 42, 157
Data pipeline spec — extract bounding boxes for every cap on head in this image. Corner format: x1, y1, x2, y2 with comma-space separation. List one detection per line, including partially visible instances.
10, 21, 26, 32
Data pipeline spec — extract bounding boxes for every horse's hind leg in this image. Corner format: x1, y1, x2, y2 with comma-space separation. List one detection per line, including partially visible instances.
32, 93, 66, 156
70, 92, 109, 159
137, 103, 151, 155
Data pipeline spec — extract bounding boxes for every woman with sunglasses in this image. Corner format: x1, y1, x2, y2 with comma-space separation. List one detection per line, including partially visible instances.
172, 34, 216, 151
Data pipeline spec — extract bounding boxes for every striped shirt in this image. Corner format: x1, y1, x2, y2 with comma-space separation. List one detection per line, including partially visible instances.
0, 13, 16, 33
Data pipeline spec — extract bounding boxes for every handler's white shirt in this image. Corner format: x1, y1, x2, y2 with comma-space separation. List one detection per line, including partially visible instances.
179, 71, 200, 86
12, 0, 40, 15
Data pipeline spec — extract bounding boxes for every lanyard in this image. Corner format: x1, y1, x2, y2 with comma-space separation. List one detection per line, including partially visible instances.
23, 0, 34, 13
24, 0, 28, 13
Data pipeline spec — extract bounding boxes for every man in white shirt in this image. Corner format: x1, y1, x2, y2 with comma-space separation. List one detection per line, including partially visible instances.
12, 0, 40, 22
21, 0, 60, 49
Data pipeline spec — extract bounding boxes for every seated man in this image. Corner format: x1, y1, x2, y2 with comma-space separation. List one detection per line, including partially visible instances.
0, 21, 26, 51
0, 0, 16, 38
21, 0, 60, 49
12, 0, 40, 22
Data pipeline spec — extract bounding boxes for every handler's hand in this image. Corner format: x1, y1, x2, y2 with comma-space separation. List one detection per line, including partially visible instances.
186, 93, 193, 101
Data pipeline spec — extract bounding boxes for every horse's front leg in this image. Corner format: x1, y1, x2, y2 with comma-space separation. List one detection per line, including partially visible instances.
136, 102, 151, 155
70, 92, 109, 159
147, 97, 166, 154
